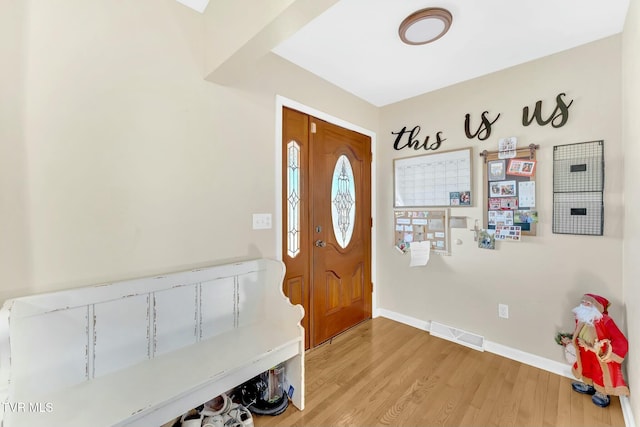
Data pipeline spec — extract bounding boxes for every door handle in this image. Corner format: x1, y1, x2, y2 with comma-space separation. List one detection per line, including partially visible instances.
314, 240, 326, 247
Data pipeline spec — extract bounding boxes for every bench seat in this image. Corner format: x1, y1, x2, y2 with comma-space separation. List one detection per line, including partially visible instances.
0, 258, 304, 427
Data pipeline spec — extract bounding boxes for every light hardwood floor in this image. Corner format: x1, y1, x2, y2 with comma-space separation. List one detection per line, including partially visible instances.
254, 317, 626, 427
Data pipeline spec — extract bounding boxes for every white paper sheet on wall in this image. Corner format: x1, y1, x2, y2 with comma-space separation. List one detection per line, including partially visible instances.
498, 137, 517, 159
409, 241, 431, 267
519, 181, 536, 207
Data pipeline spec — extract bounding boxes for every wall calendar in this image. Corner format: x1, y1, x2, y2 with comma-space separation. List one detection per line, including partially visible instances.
393, 148, 473, 208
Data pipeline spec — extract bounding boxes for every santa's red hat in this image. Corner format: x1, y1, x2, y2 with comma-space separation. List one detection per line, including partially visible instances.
583, 293, 610, 314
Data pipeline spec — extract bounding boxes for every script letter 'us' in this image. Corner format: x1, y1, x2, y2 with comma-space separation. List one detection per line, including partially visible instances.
522, 92, 573, 128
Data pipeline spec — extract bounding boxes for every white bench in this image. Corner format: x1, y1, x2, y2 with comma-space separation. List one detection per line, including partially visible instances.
0, 258, 304, 427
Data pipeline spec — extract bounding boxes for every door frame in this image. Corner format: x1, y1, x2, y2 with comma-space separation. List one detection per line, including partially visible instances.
274, 95, 378, 318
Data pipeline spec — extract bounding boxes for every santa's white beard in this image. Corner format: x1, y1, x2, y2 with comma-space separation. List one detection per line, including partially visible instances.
572, 304, 603, 325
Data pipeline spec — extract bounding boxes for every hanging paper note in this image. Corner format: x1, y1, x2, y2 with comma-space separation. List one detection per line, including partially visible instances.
409, 241, 431, 267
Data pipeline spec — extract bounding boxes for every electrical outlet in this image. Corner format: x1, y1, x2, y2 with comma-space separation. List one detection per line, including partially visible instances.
498, 304, 509, 319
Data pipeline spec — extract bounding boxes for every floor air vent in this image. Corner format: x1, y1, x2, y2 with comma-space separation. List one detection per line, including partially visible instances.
429, 321, 484, 351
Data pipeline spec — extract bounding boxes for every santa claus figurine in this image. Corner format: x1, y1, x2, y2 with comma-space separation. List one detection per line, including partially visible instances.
569, 293, 630, 407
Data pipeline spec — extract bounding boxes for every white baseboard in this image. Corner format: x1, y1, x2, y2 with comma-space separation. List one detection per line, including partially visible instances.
375, 308, 430, 331
376, 309, 636, 427
482, 340, 574, 379
621, 396, 637, 427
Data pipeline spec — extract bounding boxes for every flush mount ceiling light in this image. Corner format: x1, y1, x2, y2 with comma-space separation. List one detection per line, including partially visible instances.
399, 7, 453, 45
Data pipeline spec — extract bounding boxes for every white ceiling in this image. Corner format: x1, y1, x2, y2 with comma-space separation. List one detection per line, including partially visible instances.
270, 0, 630, 107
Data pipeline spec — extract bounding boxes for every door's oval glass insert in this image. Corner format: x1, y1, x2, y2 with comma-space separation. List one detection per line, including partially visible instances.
287, 140, 301, 258
331, 155, 356, 248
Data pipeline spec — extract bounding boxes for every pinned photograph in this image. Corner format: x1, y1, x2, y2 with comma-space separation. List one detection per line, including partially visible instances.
507, 159, 536, 176
450, 191, 470, 206
478, 229, 496, 249
488, 160, 506, 181
489, 180, 516, 197
449, 192, 460, 206
459, 191, 471, 206
515, 210, 538, 223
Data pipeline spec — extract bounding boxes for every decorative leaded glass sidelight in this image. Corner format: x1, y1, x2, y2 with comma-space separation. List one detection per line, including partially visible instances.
331, 155, 356, 248
287, 141, 301, 258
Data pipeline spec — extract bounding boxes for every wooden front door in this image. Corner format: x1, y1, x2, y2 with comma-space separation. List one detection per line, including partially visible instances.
282, 107, 372, 349
310, 117, 372, 346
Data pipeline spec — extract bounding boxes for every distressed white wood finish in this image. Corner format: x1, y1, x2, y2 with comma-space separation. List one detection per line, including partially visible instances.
0, 259, 304, 427
154, 285, 198, 356
94, 294, 150, 378
10, 307, 88, 397
200, 277, 236, 340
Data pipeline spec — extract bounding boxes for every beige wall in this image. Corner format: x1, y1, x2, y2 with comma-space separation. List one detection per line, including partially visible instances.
622, 0, 640, 421
378, 36, 624, 363
0, 0, 31, 298
0, 0, 377, 300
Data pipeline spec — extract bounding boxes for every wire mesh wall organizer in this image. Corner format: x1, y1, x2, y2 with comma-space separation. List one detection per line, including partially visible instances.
552, 140, 604, 235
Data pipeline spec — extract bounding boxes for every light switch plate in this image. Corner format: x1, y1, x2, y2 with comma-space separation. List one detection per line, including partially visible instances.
252, 213, 272, 230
